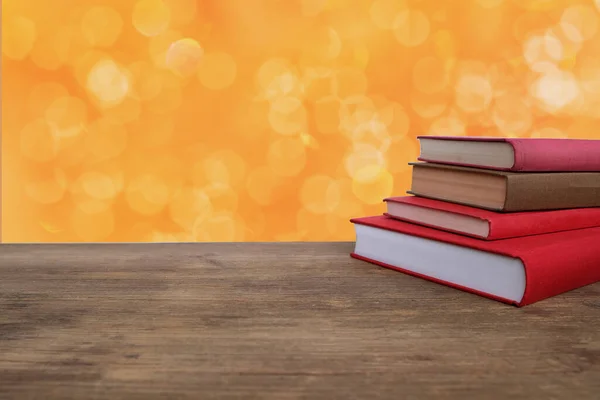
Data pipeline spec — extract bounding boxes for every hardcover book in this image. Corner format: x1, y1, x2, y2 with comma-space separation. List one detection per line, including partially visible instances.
384, 196, 600, 240
407, 162, 600, 212
417, 136, 600, 172
350, 215, 600, 306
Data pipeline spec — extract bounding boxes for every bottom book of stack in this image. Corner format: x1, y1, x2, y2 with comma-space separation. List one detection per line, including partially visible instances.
350, 215, 600, 307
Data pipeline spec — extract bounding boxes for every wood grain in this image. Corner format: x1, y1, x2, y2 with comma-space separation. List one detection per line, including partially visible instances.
1, 242, 599, 399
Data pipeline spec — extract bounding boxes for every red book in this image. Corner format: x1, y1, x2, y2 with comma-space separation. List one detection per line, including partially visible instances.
384, 196, 600, 240
350, 215, 600, 307
417, 136, 600, 172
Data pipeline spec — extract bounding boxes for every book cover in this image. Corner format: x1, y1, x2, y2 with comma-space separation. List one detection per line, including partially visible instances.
417, 136, 600, 172
384, 196, 600, 240
350, 215, 600, 306
408, 162, 600, 212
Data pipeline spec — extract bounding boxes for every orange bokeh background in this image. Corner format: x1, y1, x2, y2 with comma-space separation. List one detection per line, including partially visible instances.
3, 0, 600, 243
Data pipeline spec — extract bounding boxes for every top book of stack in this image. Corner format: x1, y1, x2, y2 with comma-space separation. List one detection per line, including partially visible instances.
416, 136, 600, 172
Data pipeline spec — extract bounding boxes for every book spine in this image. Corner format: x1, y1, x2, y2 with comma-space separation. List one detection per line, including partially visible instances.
503, 174, 600, 212
510, 139, 600, 172
489, 209, 600, 239
519, 229, 600, 305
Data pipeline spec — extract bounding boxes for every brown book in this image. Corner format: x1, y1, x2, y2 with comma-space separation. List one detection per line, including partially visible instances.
407, 162, 600, 212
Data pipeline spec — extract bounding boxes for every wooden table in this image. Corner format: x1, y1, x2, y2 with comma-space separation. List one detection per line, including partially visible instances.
1, 243, 599, 399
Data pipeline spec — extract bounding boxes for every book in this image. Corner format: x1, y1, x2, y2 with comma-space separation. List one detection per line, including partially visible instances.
350, 215, 600, 306
407, 162, 600, 212
384, 196, 600, 240
417, 136, 600, 172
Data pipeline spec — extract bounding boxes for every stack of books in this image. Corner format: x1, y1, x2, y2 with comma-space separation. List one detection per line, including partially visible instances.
350, 136, 600, 307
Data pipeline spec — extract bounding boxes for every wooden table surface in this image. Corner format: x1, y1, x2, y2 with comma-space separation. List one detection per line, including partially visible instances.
1, 242, 599, 399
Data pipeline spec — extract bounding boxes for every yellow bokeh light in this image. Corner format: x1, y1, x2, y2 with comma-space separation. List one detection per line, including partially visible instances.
132, 0, 171, 37
303, 68, 334, 101
164, 0, 198, 26
302, 27, 342, 63
198, 52, 237, 90
5, 0, 600, 243
387, 138, 418, 176
53, 134, 88, 168
256, 58, 293, 92
128, 61, 164, 101
44, 96, 88, 138
413, 57, 448, 94
296, 209, 331, 241
331, 178, 364, 218
166, 38, 204, 77
353, 45, 370, 69
193, 212, 238, 242
126, 174, 173, 216
429, 110, 466, 136
370, 0, 407, 30
20, 119, 59, 162
578, 54, 600, 95
81, 6, 123, 47
30, 26, 72, 70
25, 169, 68, 205
85, 118, 129, 161
302, 0, 327, 16
383, 102, 410, 140
455, 75, 494, 113
204, 183, 239, 213
271, 96, 305, 115
351, 166, 394, 205
315, 96, 341, 134
410, 90, 448, 119
559, 5, 598, 43
433, 30, 456, 60
2, 16, 36, 60
145, 91, 182, 119
264, 73, 303, 102
102, 95, 142, 124
73, 50, 110, 88
333, 67, 368, 98
71, 208, 115, 241
130, 111, 174, 147
87, 59, 131, 107
268, 99, 308, 135
566, 118, 600, 139
246, 166, 283, 206
531, 69, 581, 112
300, 132, 319, 149
393, 9, 430, 47
70, 172, 117, 214
267, 137, 307, 177
80, 171, 120, 200
28, 82, 69, 118
344, 143, 387, 180
347, 118, 391, 152
531, 127, 567, 138
169, 187, 212, 231
300, 175, 341, 214
523, 33, 563, 73
339, 95, 376, 133
202, 150, 247, 188
477, 0, 504, 8
492, 92, 533, 135
149, 30, 182, 68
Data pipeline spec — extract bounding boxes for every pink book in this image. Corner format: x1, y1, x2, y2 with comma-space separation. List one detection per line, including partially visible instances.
417, 136, 600, 172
